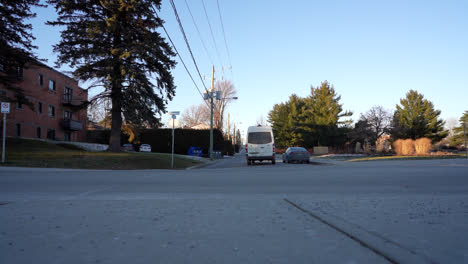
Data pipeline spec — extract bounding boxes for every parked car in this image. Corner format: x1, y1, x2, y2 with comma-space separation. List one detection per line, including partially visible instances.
139, 144, 151, 152
282, 147, 310, 164
246, 125, 275, 165
121, 143, 135, 152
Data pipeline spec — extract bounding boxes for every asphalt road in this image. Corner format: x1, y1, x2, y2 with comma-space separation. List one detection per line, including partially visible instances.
1, 155, 468, 264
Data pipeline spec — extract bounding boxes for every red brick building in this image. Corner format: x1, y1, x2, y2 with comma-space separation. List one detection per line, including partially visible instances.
0, 62, 88, 142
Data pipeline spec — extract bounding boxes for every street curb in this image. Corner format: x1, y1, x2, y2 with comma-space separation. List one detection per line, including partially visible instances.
185, 160, 220, 170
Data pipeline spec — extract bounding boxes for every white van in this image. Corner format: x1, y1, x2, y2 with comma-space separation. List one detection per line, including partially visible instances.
246, 125, 275, 165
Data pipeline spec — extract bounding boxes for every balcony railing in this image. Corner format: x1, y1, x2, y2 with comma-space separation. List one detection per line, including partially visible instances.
62, 94, 84, 107
60, 118, 83, 131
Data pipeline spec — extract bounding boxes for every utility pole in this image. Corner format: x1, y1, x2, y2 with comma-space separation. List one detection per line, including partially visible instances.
233, 122, 235, 144
464, 122, 467, 158
209, 65, 215, 160
227, 113, 230, 140
204, 65, 236, 160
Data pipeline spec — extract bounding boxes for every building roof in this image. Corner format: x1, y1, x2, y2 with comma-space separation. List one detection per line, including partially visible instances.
191, 124, 210, 130
30, 60, 86, 92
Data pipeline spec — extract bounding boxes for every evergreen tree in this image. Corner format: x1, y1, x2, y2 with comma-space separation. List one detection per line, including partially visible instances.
268, 94, 304, 148
298, 81, 352, 147
0, 0, 44, 103
268, 81, 352, 148
391, 90, 447, 142
347, 119, 374, 145
47, 0, 176, 151
450, 111, 468, 147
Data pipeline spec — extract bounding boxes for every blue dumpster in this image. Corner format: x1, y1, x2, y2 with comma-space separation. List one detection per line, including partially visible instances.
188, 147, 203, 157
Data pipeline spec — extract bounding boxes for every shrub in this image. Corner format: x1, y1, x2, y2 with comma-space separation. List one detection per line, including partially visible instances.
414, 137, 431, 155
393, 139, 415, 156
139, 128, 225, 155
401, 139, 415, 155
392, 139, 403, 155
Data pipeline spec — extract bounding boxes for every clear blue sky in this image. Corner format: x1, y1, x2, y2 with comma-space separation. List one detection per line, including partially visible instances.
30, 0, 468, 138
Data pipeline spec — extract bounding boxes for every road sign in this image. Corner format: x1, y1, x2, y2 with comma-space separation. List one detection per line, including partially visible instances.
1, 102, 10, 113
168, 111, 180, 115
2, 102, 8, 163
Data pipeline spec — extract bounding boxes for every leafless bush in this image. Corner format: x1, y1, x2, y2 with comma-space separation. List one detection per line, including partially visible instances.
414, 137, 431, 155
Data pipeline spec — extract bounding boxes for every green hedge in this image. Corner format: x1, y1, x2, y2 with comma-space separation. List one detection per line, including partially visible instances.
140, 128, 232, 156
86, 128, 235, 156
86, 130, 130, 145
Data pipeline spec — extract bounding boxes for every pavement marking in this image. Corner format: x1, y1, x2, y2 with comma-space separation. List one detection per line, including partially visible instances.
60, 186, 114, 200
284, 198, 436, 264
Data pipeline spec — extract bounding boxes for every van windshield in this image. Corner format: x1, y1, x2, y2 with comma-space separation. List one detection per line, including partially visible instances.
248, 132, 272, 144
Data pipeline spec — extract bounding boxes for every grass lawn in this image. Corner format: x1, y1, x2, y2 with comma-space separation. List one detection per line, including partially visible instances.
348, 154, 466, 162
0, 138, 203, 170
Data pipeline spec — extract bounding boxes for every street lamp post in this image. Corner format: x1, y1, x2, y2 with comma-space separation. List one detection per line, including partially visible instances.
204, 65, 238, 159
204, 89, 238, 159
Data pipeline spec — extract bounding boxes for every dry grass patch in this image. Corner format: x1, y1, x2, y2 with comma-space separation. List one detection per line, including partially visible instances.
414, 138, 431, 155
393, 139, 415, 156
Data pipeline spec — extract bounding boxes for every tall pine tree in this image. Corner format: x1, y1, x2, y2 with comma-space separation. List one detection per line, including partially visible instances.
391, 90, 447, 142
298, 81, 352, 147
0, 0, 44, 103
47, 0, 176, 151
450, 110, 468, 147
268, 94, 304, 147
268, 81, 352, 148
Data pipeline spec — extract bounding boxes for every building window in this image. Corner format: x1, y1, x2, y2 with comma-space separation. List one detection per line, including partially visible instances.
48, 80, 56, 91
64, 110, 72, 119
64, 132, 71, 142
17, 65, 23, 79
0, 62, 4, 72
47, 129, 56, 140
17, 101, 23, 109
48, 105, 56, 117
37, 102, 43, 113
16, 123, 21, 137
0, 90, 7, 100
37, 127, 41, 138
38, 74, 43, 87
64, 87, 73, 103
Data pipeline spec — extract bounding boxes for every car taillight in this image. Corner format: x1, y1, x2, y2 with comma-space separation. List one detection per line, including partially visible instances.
273, 143, 275, 153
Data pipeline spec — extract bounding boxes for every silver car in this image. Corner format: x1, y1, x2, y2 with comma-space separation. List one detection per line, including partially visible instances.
282, 147, 310, 164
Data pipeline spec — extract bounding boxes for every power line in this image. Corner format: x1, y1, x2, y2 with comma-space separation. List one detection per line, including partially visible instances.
184, 0, 214, 66
169, 0, 210, 94
153, 6, 209, 106
200, 0, 224, 67
216, 0, 234, 79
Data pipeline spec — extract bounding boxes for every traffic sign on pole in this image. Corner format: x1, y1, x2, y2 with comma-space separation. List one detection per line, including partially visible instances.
169, 111, 180, 168
1, 102, 10, 113
1, 102, 9, 163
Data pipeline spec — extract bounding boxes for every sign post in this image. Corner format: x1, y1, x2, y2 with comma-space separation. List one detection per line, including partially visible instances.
168, 111, 180, 169
1, 102, 10, 163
